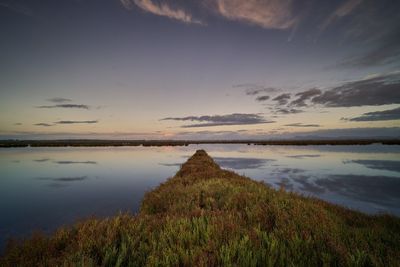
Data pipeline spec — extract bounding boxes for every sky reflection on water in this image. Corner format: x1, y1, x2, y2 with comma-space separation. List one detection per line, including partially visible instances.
0, 144, 399, 250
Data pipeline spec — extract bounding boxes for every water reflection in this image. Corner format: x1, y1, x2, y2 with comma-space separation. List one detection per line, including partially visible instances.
212, 157, 275, 170
33, 158, 51, 162
347, 160, 400, 172
54, 161, 97, 165
0, 144, 399, 251
36, 176, 88, 182
286, 154, 321, 159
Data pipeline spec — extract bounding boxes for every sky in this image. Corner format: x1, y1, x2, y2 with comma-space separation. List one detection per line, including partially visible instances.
0, 0, 399, 140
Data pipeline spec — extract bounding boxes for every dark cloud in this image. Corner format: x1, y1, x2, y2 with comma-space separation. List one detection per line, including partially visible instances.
213, 157, 275, 170
54, 161, 97, 165
311, 73, 400, 107
47, 97, 72, 103
34, 123, 53, 127
14, 123, 22, 126
290, 88, 321, 107
345, 107, 400, 121
284, 123, 320, 127
161, 113, 274, 128
256, 95, 270, 102
274, 108, 303, 114
37, 104, 89, 109
54, 120, 98, 124
348, 160, 400, 173
272, 93, 291, 105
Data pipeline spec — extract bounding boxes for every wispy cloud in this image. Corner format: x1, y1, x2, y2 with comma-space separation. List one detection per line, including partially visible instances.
161, 113, 274, 128
55, 120, 98, 124
122, 0, 203, 24
34, 123, 53, 127
47, 97, 72, 103
0, 1, 34, 17
344, 107, 400, 122
37, 104, 90, 109
338, 28, 400, 67
213, 0, 297, 29
320, 0, 364, 31
234, 84, 280, 95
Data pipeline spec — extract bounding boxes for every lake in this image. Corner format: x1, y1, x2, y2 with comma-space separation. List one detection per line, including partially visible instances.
1, 144, 400, 250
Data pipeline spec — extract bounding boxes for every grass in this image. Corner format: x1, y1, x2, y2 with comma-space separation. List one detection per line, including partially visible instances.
1, 150, 399, 266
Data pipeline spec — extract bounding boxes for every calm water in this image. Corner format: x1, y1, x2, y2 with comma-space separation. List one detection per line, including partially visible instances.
1, 144, 400, 250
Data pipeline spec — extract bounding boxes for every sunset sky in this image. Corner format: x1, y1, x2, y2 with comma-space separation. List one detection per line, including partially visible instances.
1, 0, 399, 139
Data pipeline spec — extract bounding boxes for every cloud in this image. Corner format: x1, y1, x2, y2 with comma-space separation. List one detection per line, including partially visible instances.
340, 29, 400, 67
284, 123, 320, 127
47, 97, 72, 103
256, 95, 270, 101
161, 113, 274, 128
309, 72, 400, 107
274, 108, 303, 114
320, 0, 364, 31
344, 107, 400, 122
14, 123, 22, 126
122, 0, 203, 24
290, 88, 321, 107
213, 0, 297, 30
272, 93, 291, 105
55, 120, 98, 124
37, 104, 90, 109
234, 84, 280, 95
34, 123, 53, 127
0, 1, 34, 17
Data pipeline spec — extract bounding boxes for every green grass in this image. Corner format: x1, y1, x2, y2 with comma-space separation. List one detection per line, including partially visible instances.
1, 150, 399, 266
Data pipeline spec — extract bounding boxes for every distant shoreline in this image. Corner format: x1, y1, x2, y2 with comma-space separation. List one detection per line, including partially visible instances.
1, 139, 400, 147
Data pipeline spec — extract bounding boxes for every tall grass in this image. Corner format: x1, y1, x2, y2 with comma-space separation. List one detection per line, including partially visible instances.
1, 150, 399, 266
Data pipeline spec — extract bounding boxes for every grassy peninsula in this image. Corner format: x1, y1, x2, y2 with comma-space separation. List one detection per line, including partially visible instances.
1, 150, 399, 266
